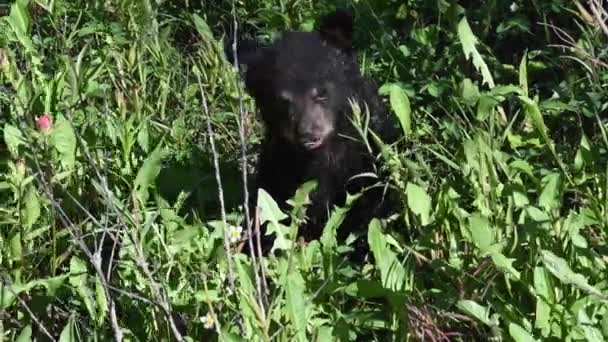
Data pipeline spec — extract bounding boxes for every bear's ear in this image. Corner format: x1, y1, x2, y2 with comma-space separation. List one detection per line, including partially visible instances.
224, 35, 270, 71
319, 8, 354, 53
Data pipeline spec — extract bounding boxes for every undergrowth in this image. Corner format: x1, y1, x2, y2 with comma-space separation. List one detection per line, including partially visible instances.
1, 0, 608, 341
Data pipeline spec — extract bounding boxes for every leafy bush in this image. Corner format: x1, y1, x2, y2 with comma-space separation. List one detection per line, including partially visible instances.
1, 0, 608, 341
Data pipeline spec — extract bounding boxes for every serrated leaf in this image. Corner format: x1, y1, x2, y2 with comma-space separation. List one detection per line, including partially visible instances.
541, 250, 605, 299
389, 84, 411, 137
257, 188, 292, 252
509, 323, 538, 342
286, 269, 308, 342
4, 124, 24, 157
50, 114, 77, 169
457, 17, 495, 88
134, 143, 166, 205
406, 182, 431, 225
320, 192, 360, 251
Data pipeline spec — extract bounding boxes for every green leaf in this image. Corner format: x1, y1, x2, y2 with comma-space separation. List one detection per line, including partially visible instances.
192, 14, 214, 43
95, 275, 108, 326
519, 52, 528, 96
467, 214, 493, 252
133, 143, 166, 205
320, 192, 361, 252
4, 124, 24, 158
533, 266, 553, 336
6, 1, 34, 53
457, 17, 495, 88
1, 275, 68, 309
257, 188, 291, 252
518, 96, 549, 143
538, 173, 561, 211
457, 300, 492, 326
58, 315, 76, 342
21, 185, 40, 228
15, 325, 32, 342
50, 114, 77, 169
368, 219, 407, 291
508, 323, 538, 342
69, 256, 96, 322
541, 250, 605, 299
406, 182, 431, 225
489, 249, 520, 280
389, 84, 412, 137
286, 269, 308, 342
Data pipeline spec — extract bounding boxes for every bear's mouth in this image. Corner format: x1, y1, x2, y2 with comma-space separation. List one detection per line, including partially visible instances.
301, 138, 325, 150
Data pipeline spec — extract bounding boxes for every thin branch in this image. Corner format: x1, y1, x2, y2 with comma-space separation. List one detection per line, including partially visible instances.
0, 275, 56, 342
193, 62, 237, 295
230, 1, 268, 313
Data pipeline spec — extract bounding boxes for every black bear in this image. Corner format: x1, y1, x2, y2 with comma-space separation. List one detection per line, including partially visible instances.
227, 8, 401, 256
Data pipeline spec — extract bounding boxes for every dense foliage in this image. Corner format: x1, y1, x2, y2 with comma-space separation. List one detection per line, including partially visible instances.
1, 0, 608, 341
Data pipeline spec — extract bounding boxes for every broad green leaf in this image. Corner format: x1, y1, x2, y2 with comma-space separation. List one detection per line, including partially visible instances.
467, 214, 493, 252
286, 269, 308, 342
457, 300, 492, 326
538, 173, 561, 211
406, 182, 431, 225
389, 84, 411, 137
21, 185, 40, 228
368, 219, 407, 291
50, 114, 77, 169
7, 1, 34, 53
4, 124, 24, 157
541, 250, 605, 299
509, 323, 538, 342
460, 78, 480, 105
134, 143, 166, 205
16, 325, 32, 342
1, 275, 68, 309
533, 266, 553, 336
457, 17, 495, 88
489, 249, 520, 280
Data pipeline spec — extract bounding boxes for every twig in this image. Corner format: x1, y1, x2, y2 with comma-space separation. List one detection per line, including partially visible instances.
31, 159, 124, 342
0, 275, 56, 342
193, 62, 237, 297
230, 1, 268, 313
588, 0, 608, 38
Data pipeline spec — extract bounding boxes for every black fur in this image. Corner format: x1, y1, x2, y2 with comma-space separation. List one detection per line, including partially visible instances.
227, 8, 401, 256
